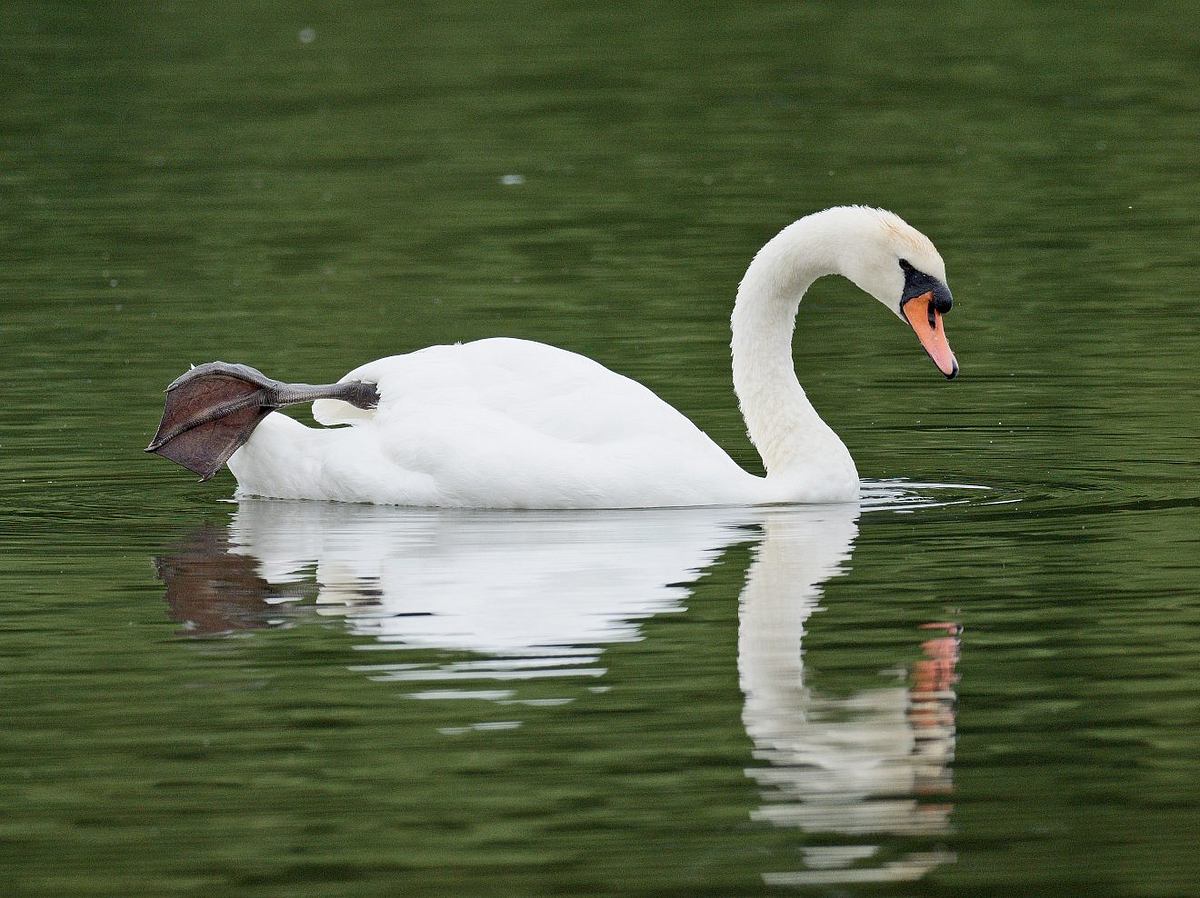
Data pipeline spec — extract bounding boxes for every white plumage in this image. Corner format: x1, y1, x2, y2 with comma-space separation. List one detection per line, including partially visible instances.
230, 338, 760, 507
227, 206, 954, 508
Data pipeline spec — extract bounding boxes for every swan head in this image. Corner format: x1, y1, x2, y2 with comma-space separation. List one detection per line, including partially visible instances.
833, 207, 959, 379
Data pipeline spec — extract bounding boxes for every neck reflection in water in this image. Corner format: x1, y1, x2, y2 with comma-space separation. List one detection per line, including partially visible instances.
157, 494, 958, 885
739, 512, 959, 886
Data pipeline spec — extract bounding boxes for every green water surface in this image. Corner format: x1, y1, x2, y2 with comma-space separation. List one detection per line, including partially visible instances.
2, 2, 1198, 896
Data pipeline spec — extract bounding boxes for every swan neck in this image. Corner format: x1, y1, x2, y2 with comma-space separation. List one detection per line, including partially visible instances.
730, 219, 855, 484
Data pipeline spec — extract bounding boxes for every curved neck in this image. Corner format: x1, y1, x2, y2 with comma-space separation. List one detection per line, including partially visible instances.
731, 218, 854, 480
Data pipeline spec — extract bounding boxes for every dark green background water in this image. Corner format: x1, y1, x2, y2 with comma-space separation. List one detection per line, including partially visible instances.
3, 2, 1198, 895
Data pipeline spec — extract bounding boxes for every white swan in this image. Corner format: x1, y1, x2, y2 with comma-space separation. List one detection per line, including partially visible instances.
147, 206, 958, 508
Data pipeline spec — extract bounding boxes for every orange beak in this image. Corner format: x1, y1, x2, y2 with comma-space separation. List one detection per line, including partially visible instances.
902, 292, 959, 379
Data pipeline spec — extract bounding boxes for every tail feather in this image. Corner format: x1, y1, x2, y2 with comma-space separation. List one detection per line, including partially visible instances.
313, 397, 376, 426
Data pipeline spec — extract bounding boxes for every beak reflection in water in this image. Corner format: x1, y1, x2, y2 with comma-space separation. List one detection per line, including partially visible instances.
157, 494, 960, 885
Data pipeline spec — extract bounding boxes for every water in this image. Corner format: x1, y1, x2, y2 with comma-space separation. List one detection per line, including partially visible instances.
2, 2, 1199, 895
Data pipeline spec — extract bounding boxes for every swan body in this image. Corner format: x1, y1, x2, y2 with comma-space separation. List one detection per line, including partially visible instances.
156, 206, 959, 508
231, 338, 773, 507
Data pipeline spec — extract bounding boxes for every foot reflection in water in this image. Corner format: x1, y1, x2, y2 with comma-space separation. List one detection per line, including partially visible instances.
157, 495, 958, 885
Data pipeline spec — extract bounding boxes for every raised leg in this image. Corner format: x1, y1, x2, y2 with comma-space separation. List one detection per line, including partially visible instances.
146, 362, 379, 481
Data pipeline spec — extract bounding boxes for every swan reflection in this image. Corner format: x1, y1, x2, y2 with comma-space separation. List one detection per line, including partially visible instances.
157, 493, 958, 884
739, 513, 958, 885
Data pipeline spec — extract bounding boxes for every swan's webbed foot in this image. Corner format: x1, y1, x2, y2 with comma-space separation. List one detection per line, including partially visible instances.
146, 361, 379, 481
